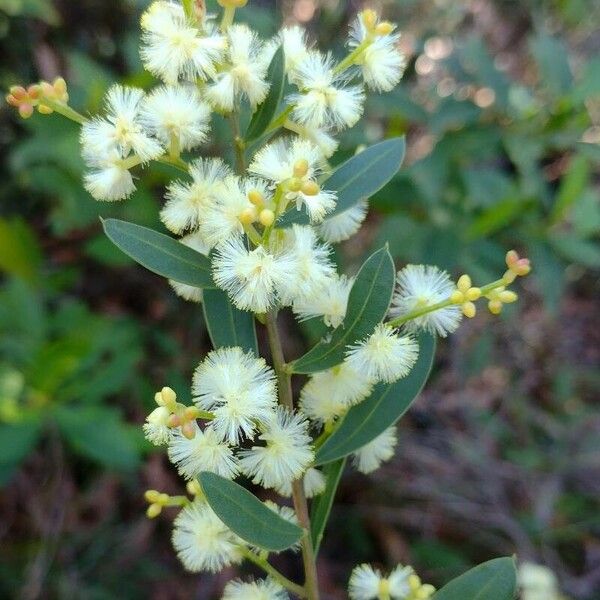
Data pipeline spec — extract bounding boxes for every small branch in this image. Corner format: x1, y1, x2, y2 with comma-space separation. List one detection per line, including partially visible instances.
241, 548, 306, 598
265, 312, 321, 600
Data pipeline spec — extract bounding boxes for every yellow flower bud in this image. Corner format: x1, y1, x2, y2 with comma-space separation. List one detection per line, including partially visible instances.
187, 480, 202, 496
146, 503, 162, 518
502, 269, 517, 285
465, 287, 481, 301
361, 9, 378, 31
462, 301, 476, 318
408, 574, 422, 591
239, 206, 258, 225
376, 21, 395, 35
259, 209, 275, 227
293, 158, 309, 178
301, 180, 320, 196
247, 189, 264, 207
167, 413, 181, 428
144, 489, 161, 503
287, 177, 303, 192
450, 290, 464, 304
488, 299, 502, 315
160, 386, 177, 410
499, 290, 518, 303
158, 493, 170, 504
457, 274, 472, 293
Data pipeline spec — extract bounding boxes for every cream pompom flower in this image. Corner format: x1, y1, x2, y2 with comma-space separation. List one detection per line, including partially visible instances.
293, 273, 354, 328
275, 225, 335, 305
348, 563, 414, 600
348, 13, 406, 92
390, 265, 462, 337
167, 423, 239, 480
299, 361, 373, 424
222, 578, 289, 600
352, 426, 398, 474
140, 1, 225, 84
192, 347, 277, 444
161, 157, 232, 234
346, 324, 419, 384
198, 176, 266, 248
143, 406, 171, 446
172, 500, 243, 573
239, 407, 314, 490
140, 84, 210, 151
289, 51, 365, 130
212, 236, 295, 313
274, 467, 326, 499
83, 151, 136, 201
249, 137, 336, 223
168, 231, 211, 303
81, 85, 163, 163
317, 199, 369, 243
205, 24, 270, 112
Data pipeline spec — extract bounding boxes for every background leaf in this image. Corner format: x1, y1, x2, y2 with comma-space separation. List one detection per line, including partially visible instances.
432, 557, 517, 600
315, 334, 436, 465
202, 288, 258, 354
198, 472, 303, 552
102, 218, 215, 288
291, 246, 395, 373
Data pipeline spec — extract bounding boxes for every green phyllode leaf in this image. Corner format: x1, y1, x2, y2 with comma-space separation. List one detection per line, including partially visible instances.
245, 45, 285, 142
310, 458, 346, 553
102, 218, 215, 288
433, 557, 517, 600
198, 472, 303, 552
315, 333, 436, 465
202, 288, 258, 354
279, 137, 406, 227
291, 246, 395, 373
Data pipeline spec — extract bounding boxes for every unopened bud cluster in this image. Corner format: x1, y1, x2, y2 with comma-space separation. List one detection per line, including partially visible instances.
6, 77, 67, 118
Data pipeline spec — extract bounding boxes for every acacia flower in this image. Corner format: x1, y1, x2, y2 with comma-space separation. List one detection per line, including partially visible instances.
390, 265, 462, 337
83, 150, 136, 201
239, 407, 314, 490
349, 563, 414, 600
192, 347, 277, 444
274, 467, 326, 499
352, 426, 398, 474
140, 1, 225, 84
140, 84, 211, 151
161, 157, 231, 234
212, 236, 295, 313
346, 324, 419, 384
222, 578, 289, 600
293, 273, 354, 328
348, 11, 407, 92
289, 51, 365, 130
205, 24, 270, 112
299, 362, 372, 425
81, 85, 162, 162
317, 199, 369, 243
199, 176, 268, 248
167, 423, 239, 480
172, 500, 243, 573
275, 225, 335, 305
249, 137, 336, 223
143, 406, 171, 446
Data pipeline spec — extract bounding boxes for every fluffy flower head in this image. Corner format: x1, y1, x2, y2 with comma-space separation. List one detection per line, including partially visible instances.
222, 578, 289, 600
293, 273, 353, 328
352, 426, 397, 474
192, 347, 277, 444
169, 231, 211, 302
172, 500, 242, 573
239, 407, 313, 489
390, 265, 462, 337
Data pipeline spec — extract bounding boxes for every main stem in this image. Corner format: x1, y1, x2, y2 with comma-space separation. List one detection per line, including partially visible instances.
265, 312, 320, 600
